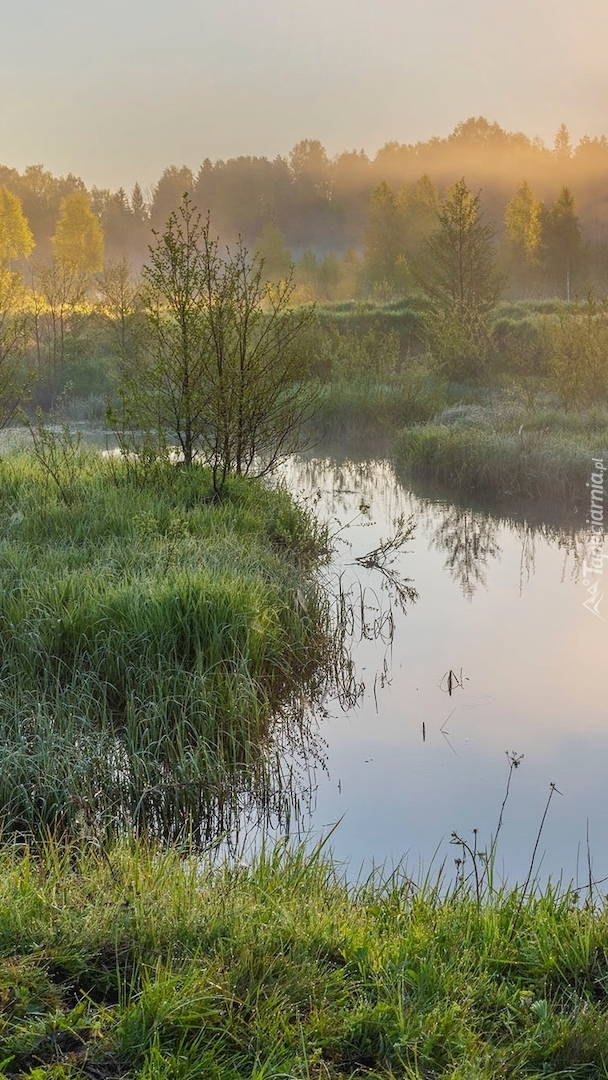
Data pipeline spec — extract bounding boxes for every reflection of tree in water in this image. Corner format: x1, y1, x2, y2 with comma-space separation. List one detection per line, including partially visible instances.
427, 501, 589, 599
281, 455, 407, 534
429, 506, 501, 599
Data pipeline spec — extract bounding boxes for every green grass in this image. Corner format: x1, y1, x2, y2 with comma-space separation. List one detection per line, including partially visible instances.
2, 838, 608, 1078
394, 403, 608, 502
312, 369, 448, 437
0, 447, 333, 841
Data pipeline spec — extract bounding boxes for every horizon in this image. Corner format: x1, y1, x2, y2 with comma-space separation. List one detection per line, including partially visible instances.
2, 0, 607, 192
2, 116, 607, 199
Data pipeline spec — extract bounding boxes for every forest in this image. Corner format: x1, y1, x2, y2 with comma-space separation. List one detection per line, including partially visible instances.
1, 116, 607, 302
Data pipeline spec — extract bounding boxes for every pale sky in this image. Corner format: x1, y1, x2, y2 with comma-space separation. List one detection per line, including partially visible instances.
1, 0, 607, 192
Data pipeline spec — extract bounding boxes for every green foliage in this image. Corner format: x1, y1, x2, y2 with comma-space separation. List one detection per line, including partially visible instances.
0, 185, 34, 266
399, 173, 440, 276
0, 268, 34, 426
316, 323, 401, 383
543, 297, 608, 407
421, 179, 501, 381
504, 180, 542, 291
363, 181, 410, 298
51, 192, 104, 275
253, 221, 293, 282
540, 187, 583, 299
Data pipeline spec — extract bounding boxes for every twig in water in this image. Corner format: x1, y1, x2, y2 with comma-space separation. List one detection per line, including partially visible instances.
440, 668, 467, 696
352, 513, 418, 612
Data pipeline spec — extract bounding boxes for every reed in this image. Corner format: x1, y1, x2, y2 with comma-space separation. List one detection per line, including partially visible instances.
313, 367, 448, 437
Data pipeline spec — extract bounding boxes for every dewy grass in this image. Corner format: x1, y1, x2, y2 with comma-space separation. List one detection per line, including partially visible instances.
0, 448, 333, 840
394, 404, 608, 501
2, 838, 608, 1078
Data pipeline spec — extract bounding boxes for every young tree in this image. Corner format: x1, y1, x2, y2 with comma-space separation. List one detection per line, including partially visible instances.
504, 180, 542, 292
253, 222, 293, 283
421, 179, 500, 379
126, 196, 316, 491
399, 174, 440, 277
0, 187, 34, 266
363, 181, 409, 297
32, 193, 105, 370
294, 249, 319, 301
544, 297, 608, 407
540, 187, 583, 299
0, 268, 33, 425
96, 257, 142, 371
52, 192, 104, 275
554, 123, 573, 163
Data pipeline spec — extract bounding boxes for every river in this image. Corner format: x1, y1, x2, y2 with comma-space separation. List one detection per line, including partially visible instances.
273, 440, 608, 891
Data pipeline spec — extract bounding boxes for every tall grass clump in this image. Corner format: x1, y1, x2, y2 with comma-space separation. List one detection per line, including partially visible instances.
395, 404, 608, 502
0, 445, 335, 841
3, 837, 608, 1078
313, 363, 448, 437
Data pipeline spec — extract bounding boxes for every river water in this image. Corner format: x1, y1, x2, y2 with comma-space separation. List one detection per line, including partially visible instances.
275, 441, 608, 890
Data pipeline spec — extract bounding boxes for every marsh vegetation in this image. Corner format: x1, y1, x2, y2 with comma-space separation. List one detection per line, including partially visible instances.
0, 445, 341, 842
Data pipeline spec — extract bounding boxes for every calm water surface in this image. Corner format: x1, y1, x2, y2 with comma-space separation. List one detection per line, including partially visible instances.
277, 442, 608, 889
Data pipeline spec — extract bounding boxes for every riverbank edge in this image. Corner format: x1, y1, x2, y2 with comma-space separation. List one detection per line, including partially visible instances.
2, 838, 608, 1078
0, 447, 334, 841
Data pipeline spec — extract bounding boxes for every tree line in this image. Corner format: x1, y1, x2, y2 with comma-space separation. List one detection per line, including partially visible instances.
0, 116, 607, 288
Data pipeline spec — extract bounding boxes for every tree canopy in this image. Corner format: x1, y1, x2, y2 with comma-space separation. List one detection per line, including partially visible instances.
0, 187, 34, 266
52, 192, 104, 274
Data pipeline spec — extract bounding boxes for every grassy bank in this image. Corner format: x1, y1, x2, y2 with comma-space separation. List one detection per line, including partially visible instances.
0, 447, 332, 841
394, 403, 608, 502
2, 839, 608, 1078
311, 368, 448, 438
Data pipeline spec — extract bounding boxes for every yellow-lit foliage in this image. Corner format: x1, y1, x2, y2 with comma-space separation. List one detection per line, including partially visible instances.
0, 187, 34, 266
52, 192, 104, 274
505, 181, 542, 262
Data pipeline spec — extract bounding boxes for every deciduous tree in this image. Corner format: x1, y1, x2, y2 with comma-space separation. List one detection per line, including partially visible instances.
0, 187, 34, 266
504, 180, 542, 291
540, 187, 583, 299
52, 192, 104, 275
0, 268, 33, 424
125, 196, 316, 491
363, 182, 409, 297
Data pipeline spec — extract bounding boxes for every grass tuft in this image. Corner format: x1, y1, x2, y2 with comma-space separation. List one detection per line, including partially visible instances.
394, 403, 608, 502
0, 449, 335, 842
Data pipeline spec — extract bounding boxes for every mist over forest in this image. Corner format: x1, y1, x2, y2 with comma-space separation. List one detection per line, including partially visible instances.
2, 116, 608, 301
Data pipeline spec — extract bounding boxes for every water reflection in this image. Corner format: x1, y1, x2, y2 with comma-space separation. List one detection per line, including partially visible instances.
278, 442, 608, 887
428, 507, 501, 600
9, 432, 605, 882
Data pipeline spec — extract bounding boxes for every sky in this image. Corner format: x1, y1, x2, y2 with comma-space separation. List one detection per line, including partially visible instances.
1, 0, 607, 193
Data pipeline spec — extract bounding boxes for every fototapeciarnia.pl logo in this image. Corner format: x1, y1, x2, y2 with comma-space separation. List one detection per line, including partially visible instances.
582, 457, 606, 619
